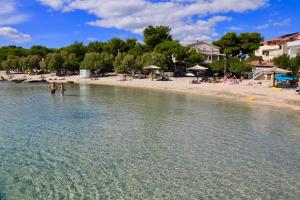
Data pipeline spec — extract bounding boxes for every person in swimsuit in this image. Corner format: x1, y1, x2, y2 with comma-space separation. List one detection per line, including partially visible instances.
49, 82, 57, 95
60, 83, 65, 95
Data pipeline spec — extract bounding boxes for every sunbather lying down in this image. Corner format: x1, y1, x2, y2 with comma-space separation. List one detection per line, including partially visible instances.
191, 80, 201, 84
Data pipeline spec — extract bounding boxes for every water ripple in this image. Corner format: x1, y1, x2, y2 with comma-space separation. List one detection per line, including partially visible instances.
0, 82, 300, 199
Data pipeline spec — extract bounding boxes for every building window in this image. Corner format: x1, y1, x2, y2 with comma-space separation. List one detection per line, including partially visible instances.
263, 51, 269, 56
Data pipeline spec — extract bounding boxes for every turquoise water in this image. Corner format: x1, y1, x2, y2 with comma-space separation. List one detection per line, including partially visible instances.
0, 82, 299, 200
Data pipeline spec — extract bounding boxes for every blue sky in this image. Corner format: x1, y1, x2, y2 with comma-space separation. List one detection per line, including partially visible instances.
0, 0, 299, 48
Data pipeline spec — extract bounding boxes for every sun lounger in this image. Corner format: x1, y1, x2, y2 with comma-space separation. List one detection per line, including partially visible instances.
190, 80, 201, 84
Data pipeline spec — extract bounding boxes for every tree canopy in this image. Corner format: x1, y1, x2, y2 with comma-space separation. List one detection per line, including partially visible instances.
44, 52, 64, 71
213, 32, 263, 57
142, 52, 168, 71
0, 25, 207, 73
211, 57, 251, 74
80, 52, 114, 72
143, 25, 172, 49
273, 54, 300, 75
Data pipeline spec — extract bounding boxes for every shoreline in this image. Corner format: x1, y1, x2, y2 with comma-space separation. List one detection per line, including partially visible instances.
84, 80, 300, 112
2, 74, 300, 111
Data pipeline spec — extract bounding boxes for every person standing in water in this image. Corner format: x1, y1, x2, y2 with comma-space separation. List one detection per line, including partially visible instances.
49, 82, 57, 95
60, 83, 65, 96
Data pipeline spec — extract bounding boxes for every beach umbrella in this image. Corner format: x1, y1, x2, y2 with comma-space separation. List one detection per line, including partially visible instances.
263, 67, 291, 86
144, 65, 161, 80
143, 65, 161, 70
187, 65, 208, 71
187, 65, 208, 82
186, 73, 195, 77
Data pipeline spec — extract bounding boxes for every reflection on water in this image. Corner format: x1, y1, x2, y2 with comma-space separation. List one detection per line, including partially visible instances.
0, 82, 300, 199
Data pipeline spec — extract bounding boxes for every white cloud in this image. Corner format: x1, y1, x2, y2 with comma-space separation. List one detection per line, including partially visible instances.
273, 18, 290, 27
0, 0, 29, 25
37, 0, 268, 43
0, 1, 15, 15
0, 0, 31, 43
39, 0, 71, 10
0, 14, 29, 26
0, 27, 31, 43
228, 26, 242, 31
255, 17, 290, 30
86, 37, 97, 41
255, 23, 269, 29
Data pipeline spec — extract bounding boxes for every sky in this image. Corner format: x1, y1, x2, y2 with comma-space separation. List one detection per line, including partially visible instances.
0, 0, 299, 48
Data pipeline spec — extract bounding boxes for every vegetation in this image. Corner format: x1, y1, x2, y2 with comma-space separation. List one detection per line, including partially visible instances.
0, 25, 205, 75
81, 52, 114, 72
142, 52, 168, 71
1, 26, 296, 77
210, 32, 263, 75
211, 57, 251, 74
0, 25, 269, 76
143, 25, 172, 49
213, 32, 263, 57
20, 55, 42, 70
113, 53, 142, 75
273, 54, 300, 75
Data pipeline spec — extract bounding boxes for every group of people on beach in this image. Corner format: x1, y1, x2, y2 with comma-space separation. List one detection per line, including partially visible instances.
49, 82, 65, 95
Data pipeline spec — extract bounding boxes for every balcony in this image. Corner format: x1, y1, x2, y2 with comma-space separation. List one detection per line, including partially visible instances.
287, 40, 300, 48
287, 40, 300, 58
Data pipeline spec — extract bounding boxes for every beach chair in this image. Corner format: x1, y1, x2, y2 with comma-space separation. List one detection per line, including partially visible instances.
190, 80, 201, 84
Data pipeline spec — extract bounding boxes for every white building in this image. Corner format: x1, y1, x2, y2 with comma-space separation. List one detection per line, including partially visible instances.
255, 32, 300, 61
188, 41, 224, 63
255, 43, 288, 61
287, 40, 300, 58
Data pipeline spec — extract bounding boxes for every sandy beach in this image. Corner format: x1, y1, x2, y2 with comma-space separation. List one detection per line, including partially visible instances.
2, 73, 300, 111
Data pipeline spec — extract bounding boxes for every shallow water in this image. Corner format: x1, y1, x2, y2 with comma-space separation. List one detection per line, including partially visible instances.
0, 82, 299, 200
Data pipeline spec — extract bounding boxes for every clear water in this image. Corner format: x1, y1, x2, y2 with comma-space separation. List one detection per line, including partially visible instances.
0, 82, 299, 200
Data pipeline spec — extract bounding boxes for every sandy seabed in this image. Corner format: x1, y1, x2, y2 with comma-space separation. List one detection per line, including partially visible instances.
3, 74, 300, 111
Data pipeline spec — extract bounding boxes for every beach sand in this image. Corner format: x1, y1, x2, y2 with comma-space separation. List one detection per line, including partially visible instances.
3, 74, 300, 111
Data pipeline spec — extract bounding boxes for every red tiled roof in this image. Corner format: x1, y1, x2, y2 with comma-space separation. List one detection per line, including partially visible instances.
262, 32, 300, 45
249, 60, 275, 67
